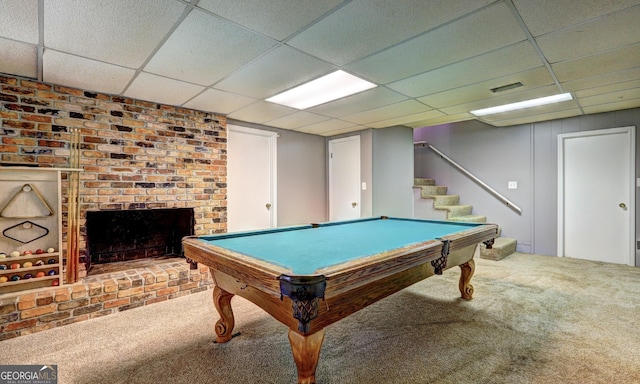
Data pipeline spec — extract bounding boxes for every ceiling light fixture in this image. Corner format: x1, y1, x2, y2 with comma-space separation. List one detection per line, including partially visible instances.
470, 93, 573, 116
266, 70, 377, 110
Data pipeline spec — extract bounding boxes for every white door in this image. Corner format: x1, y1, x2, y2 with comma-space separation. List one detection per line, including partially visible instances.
227, 125, 277, 232
329, 136, 360, 221
558, 126, 635, 265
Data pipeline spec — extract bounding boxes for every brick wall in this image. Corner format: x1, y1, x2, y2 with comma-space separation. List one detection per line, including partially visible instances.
0, 73, 228, 268
0, 73, 226, 339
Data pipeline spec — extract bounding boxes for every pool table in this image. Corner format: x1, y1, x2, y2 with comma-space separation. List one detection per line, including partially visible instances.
182, 216, 498, 383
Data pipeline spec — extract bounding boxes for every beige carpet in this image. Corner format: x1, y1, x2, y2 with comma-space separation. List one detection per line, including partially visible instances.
2, 253, 639, 384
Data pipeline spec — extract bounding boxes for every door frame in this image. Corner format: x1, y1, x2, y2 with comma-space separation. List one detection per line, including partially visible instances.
227, 124, 278, 229
557, 126, 635, 266
328, 135, 361, 221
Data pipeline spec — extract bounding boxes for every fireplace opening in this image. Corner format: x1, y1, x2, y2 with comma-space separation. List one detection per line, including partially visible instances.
86, 208, 194, 274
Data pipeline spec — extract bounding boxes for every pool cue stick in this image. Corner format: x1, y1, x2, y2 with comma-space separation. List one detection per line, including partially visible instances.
72, 127, 80, 282
73, 128, 80, 282
67, 128, 76, 283
67, 128, 80, 283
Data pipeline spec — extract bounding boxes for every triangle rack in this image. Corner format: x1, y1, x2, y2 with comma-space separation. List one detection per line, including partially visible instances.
0, 183, 55, 218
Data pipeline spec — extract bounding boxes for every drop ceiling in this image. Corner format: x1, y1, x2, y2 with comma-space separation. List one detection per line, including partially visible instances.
1, 0, 639, 136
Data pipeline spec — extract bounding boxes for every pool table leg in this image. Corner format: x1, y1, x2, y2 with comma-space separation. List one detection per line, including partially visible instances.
213, 285, 236, 343
288, 328, 326, 384
458, 259, 475, 300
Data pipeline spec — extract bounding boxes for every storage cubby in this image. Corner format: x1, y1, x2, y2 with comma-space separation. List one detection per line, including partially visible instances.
0, 167, 63, 295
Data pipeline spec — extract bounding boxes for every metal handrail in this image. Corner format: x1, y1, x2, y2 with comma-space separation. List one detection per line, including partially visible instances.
414, 141, 522, 215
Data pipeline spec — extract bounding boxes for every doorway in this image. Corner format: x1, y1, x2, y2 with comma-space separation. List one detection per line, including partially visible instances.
329, 136, 361, 221
557, 126, 635, 265
227, 125, 277, 232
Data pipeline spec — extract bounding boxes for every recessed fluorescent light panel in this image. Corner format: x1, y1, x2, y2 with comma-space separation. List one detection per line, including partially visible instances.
470, 93, 573, 116
266, 70, 377, 109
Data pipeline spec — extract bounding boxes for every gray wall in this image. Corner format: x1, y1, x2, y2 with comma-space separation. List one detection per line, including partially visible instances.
328, 126, 414, 219
372, 126, 414, 218
228, 119, 327, 226
413, 107, 640, 266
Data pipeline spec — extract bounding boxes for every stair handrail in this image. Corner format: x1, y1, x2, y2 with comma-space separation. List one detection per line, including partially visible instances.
414, 141, 522, 215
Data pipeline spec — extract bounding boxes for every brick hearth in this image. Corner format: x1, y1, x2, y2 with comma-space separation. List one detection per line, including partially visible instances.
0, 260, 212, 340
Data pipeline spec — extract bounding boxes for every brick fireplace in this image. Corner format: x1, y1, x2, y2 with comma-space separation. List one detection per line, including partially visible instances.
86, 208, 194, 267
0, 73, 227, 339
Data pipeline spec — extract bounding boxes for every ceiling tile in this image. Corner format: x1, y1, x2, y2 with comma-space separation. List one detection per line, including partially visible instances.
264, 111, 331, 130
367, 110, 445, 128
287, 0, 494, 65
228, 100, 297, 124
182, 88, 257, 114
144, 8, 276, 86
0, 38, 37, 78
536, 6, 640, 63
215, 45, 335, 99
582, 98, 640, 115
308, 87, 408, 118
294, 119, 360, 135
124, 72, 204, 106
196, 0, 343, 41
388, 41, 543, 97
406, 113, 474, 128
574, 79, 640, 99
346, 2, 526, 84
341, 100, 431, 125
577, 87, 640, 107
552, 43, 640, 82
0, 0, 38, 43
43, 51, 135, 95
512, 0, 640, 36
44, 0, 186, 68
562, 68, 640, 93
323, 125, 370, 137
418, 67, 555, 109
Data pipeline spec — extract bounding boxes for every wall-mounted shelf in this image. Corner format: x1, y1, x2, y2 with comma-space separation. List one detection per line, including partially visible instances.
0, 168, 65, 295
0, 251, 61, 293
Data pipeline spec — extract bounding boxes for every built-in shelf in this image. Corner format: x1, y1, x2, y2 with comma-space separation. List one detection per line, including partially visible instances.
0, 168, 64, 295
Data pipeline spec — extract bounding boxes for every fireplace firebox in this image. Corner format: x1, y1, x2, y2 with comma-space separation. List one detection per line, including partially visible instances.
86, 208, 194, 268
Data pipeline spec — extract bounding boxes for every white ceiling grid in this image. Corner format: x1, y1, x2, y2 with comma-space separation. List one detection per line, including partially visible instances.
0, 0, 638, 135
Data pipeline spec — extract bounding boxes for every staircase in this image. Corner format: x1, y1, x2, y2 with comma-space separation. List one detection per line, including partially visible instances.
413, 178, 517, 261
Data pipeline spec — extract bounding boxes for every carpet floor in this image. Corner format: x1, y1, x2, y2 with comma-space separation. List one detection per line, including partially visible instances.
2, 252, 639, 384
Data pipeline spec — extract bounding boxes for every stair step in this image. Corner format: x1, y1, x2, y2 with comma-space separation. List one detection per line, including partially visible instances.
416, 185, 449, 197
436, 204, 473, 217
480, 237, 517, 261
414, 178, 435, 186
430, 194, 460, 206
448, 215, 487, 223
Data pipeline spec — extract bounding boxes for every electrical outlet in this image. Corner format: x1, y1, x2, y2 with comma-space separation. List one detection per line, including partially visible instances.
508, 181, 517, 189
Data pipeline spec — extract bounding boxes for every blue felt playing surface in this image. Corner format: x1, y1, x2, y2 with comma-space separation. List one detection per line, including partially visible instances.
201, 218, 481, 274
